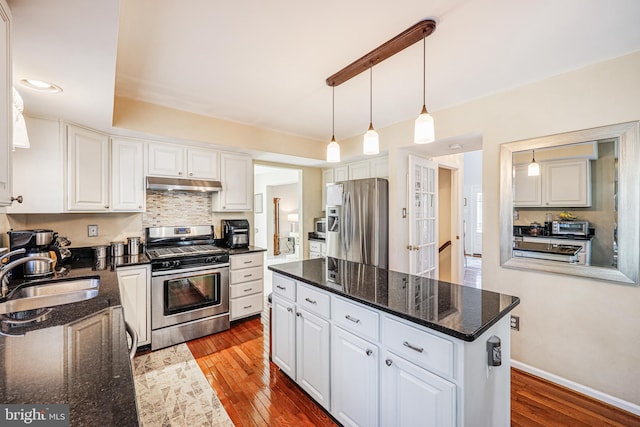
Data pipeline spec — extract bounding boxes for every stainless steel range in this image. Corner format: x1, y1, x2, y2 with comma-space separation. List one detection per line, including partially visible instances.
146, 225, 229, 351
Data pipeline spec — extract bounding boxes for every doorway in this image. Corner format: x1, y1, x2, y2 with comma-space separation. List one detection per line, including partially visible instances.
463, 150, 483, 288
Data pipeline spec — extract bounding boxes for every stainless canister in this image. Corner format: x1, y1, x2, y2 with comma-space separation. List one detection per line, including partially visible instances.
94, 245, 108, 259
110, 241, 125, 257
126, 236, 141, 255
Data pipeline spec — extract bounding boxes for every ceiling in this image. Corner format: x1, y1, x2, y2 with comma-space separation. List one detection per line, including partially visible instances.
8, 0, 640, 160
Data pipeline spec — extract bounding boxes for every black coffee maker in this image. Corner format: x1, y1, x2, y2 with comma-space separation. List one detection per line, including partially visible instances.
7, 229, 69, 278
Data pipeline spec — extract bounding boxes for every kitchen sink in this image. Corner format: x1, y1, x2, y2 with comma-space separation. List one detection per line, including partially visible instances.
0, 276, 100, 315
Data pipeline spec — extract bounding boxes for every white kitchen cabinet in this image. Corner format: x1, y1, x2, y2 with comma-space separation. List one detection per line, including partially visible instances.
348, 160, 371, 180
229, 252, 264, 320
370, 156, 389, 178
334, 165, 348, 182
322, 168, 334, 209
514, 158, 591, 207
147, 142, 219, 180
296, 308, 331, 410
7, 116, 64, 213
0, 1, 10, 207
543, 158, 591, 207
213, 152, 253, 211
272, 295, 297, 379
309, 240, 326, 259
116, 265, 151, 346
513, 163, 542, 207
111, 137, 145, 212
381, 350, 456, 427
67, 124, 110, 211
331, 325, 379, 427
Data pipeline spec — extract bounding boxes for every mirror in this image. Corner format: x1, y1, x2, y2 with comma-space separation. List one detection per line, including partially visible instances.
500, 122, 639, 285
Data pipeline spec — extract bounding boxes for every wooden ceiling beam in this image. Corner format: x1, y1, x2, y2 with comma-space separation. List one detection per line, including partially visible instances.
326, 19, 437, 87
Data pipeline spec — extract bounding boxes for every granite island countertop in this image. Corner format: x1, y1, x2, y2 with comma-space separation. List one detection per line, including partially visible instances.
0, 249, 146, 426
269, 257, 520, 342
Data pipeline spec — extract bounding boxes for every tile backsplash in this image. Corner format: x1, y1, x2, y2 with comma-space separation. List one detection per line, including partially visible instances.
143, 190, 213, 227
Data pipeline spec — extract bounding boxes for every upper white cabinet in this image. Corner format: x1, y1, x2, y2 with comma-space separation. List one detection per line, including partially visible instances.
7, 117, 64, 213
543, 159, 591, 207
67, 125, 110, 211
147, 142, 219, 180
321, 169, 334, 209
323, 156, 388, 209
0, 1, 11, 207
514, 158, 591, 207
370, 156, 389, 178
111, 138, 145, 212
213, 152, 252, 211
334, 166, 348, 182
348, 160, 370, 180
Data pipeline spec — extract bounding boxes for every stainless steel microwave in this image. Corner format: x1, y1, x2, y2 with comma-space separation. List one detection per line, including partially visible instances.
552, 220, 589, 236
314, 218, 326, 237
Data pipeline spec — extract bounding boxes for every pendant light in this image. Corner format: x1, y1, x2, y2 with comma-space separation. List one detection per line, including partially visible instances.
414, 32, 435, 144
326, 86, 340, 163
528, 149, 540, 176
363, 67, 379, 155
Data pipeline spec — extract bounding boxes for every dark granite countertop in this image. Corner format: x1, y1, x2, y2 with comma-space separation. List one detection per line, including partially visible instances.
0, 248, 142, 425
269, 258, 519, 342
226, 245, 266, 255
307, 232, 325, 242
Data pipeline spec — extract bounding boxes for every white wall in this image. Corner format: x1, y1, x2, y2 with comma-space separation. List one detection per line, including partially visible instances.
339, 51, 640, 409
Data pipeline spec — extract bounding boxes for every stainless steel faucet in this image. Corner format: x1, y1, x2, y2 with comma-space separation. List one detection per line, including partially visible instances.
0, 250, 54, 297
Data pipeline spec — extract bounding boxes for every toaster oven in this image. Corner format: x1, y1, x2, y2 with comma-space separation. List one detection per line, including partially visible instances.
552, 220, 589, 236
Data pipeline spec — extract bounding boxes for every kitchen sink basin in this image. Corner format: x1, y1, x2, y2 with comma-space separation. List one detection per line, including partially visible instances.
0, 276, 100, 315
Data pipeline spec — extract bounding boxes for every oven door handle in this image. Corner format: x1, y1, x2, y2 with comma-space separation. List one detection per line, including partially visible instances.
151, 264, 230, 277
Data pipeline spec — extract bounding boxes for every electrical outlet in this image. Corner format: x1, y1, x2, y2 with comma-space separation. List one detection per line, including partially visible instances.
88, 225, 99, 237
510, 315, 520, 331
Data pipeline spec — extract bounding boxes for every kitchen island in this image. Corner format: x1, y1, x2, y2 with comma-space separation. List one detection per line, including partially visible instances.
0, 250, 145, 426
269, 257, 520, 427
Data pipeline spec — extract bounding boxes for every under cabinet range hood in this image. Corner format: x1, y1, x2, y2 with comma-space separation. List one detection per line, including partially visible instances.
146, 176, 222, 192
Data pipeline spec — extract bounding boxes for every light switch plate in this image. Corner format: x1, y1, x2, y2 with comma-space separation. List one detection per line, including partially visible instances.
88, 225, 99, 237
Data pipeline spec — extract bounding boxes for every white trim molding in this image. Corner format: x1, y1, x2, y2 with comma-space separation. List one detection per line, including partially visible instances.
511, 359, 640, 416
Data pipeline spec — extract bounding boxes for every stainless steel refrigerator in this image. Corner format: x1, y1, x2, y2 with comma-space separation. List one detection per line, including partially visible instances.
326, 177, 388, 268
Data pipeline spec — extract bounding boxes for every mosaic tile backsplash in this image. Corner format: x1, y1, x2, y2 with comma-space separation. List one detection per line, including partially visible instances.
143, 190, 213, 227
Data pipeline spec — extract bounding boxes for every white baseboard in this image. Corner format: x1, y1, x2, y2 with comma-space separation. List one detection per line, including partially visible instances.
511, 359, 640, 416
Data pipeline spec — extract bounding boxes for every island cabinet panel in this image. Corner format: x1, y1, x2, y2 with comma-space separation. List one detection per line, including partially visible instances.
331, 325, 379, 427
272, 296, 296, 379
381, 349, 456, 427
296, 308, 331, 410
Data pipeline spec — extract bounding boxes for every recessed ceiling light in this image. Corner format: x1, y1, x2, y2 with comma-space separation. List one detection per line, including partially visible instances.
20, 79, 62, 93
449, 143, 462, 150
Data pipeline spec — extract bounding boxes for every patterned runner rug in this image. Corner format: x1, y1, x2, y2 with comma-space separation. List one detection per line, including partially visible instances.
133, 343, 234, 426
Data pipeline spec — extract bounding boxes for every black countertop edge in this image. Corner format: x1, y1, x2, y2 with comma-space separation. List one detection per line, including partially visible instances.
268, 261, 520, 342
227, 246, 266, 255
307, 232, 325, 242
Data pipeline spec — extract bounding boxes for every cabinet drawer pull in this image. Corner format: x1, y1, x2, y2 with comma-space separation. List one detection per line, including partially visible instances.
243, 288, 253, 292
276, 285, 286, 290
366, 349, 373, 356
345, 315, 360, 324
243, 305, 252, 309
243, 274, 253, 278
385, 359, 393, 366
243, 260, 253, 264
304, 297, 317, 304
403, 341, 424, 353
286, 307, 293, 313
296, 312, 302, 317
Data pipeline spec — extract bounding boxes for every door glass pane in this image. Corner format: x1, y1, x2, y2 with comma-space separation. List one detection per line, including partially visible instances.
164, 273, 221, 315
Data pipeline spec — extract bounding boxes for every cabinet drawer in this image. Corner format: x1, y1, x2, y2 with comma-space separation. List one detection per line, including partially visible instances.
230, 266, 263, 284
230, 279, 263, 299
230, 293, 264, 320
230, 252, 264, 270
382, 316, 454, 378
309, 241, 322, 252
297, 284, 330, 319
332, 296, 379, 342
273, 273, 296, 301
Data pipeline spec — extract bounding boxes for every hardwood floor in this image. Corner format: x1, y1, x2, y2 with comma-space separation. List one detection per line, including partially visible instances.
188, 317, 640, 427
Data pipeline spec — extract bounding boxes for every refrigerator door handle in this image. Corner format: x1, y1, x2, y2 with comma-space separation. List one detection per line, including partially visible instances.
344, 192, 352, 253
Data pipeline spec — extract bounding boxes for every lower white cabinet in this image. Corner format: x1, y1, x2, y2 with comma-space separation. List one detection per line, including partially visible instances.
229, 252, 264, 320
309, 240, 326, 259
272, 296, 296, 378
381, 350, 456, 427
296, 308, 330, 410
331, 325, 379, 427
116, 265, 151, 346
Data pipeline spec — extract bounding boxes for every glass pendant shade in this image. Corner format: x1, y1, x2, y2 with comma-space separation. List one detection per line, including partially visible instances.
528, 159, 540, 176
414, 105, 435, 144
327, 136, 340, 163
363, 123, 379, 155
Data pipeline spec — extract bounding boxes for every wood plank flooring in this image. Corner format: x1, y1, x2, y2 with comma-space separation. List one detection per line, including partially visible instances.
187, 317, 640, 427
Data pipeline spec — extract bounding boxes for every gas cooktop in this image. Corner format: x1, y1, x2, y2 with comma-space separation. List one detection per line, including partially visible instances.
146, 244, 227, 259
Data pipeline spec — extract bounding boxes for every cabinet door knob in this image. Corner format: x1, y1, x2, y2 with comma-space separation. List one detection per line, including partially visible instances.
178, 171, 183, 175
189, 173, 193, 176
105, 205, 109, 209
286, 307, 293, 313
296, 312, 302, 318
385, 359, 393, 366
11, 196, 23, 204
366, 349, 373, 356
